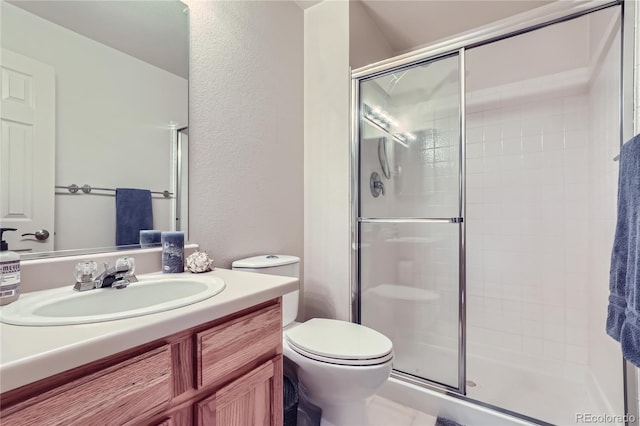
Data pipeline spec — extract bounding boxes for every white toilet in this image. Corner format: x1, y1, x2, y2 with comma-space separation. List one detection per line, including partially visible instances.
232, 255, 393, 426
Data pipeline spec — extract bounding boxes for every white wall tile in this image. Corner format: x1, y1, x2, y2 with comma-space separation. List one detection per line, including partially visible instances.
566, 344, 588, 365
467, 75, 591, 373
544, 340, 566, 360
523, 337, 544, 356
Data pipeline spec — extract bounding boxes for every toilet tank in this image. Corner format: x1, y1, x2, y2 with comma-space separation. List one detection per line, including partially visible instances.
231, 255, 300, 327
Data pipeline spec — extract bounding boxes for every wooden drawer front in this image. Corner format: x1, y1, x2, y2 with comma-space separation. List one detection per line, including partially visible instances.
196, 304, 281, 388
196, 356, 283, 426
2, 346, 172, 426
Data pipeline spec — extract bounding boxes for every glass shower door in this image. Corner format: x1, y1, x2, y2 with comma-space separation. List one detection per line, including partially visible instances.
357, 53, 463, 390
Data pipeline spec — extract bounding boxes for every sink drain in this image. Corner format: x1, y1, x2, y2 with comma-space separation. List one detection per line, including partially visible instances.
466, 380, 477, 387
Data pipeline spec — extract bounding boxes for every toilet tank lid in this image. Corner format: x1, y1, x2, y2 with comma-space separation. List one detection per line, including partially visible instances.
232, 255, 300, 269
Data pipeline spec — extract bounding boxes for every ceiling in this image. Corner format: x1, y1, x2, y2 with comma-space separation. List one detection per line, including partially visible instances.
359, 0, 557, 53
8, 1, 188, 79
296, 1, 557, 54
13, 0, 556, 80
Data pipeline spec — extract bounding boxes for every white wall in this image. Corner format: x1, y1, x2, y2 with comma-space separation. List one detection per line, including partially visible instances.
2, 2, 187, 250
303, 0, 350, 320
186, 1, 304, 275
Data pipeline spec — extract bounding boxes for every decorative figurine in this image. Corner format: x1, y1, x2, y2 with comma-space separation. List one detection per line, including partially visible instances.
186, 250, 215, 273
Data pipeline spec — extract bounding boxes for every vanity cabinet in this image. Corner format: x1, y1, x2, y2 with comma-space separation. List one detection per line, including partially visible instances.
0, 299, 283, 426
196, 357, 282, 426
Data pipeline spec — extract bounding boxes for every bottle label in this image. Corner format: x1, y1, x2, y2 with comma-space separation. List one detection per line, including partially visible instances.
0, 260, 20, 286
0, 283, 18, 298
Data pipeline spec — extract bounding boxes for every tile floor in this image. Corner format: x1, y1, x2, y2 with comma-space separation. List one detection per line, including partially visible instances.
367, 395, 438, 426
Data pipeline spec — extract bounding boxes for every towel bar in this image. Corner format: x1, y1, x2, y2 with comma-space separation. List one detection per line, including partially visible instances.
55, 184, 173, 198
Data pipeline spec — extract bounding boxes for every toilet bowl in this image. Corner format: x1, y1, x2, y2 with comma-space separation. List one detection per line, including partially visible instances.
283, 319, 393, 426
232, 255, 394, 426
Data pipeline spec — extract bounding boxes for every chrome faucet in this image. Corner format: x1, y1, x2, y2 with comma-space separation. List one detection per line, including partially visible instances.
73, 257, 137, 292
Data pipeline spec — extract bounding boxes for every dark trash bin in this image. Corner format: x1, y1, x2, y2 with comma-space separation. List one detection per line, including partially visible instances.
283, 373, 299, 426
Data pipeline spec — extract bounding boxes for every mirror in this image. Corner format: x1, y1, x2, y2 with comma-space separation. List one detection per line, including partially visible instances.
0, 0, 189, 258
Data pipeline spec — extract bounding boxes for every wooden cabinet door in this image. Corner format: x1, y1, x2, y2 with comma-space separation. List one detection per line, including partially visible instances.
196, 356, 283, 426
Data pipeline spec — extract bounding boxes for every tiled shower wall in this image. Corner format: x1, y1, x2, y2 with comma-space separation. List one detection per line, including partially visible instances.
587, 22, 624, 413
465, 71, 592, 377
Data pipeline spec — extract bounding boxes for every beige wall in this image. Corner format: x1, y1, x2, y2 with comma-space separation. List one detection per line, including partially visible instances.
186, 1, 304, 271
303, 0, 351, 321
302, 0, 400, 321
349, 0, 394, 69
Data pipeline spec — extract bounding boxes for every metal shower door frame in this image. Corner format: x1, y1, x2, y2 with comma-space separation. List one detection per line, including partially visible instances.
350, 0, 634, 422
351, 50, 467, 394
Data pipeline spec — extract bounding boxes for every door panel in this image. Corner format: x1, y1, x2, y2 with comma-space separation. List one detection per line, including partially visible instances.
360, 221, 460, 388
357, 53, 463, 391
1, 49, 55, 252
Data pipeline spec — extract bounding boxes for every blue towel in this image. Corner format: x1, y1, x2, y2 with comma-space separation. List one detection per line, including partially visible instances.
115, 188, 153, 246
607, 135, 640, 367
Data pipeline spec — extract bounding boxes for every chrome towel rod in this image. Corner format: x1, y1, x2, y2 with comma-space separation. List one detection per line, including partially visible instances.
55, 184, 172, 198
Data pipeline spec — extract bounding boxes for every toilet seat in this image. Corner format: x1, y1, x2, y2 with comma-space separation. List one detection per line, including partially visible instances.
285, 318, 393, 366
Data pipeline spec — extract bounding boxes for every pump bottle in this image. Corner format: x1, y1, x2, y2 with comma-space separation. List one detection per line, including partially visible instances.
0, 228, 20, 305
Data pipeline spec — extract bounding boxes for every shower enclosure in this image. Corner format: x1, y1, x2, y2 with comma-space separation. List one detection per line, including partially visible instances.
352, 2, 632, 424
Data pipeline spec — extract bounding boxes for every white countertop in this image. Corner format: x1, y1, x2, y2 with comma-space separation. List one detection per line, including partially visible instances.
0, 268, 298, 393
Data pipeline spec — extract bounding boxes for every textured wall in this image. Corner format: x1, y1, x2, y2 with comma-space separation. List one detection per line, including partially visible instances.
186, 1, 304, 270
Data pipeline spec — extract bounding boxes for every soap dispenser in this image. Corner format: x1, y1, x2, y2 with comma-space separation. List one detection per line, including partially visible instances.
0, 228, 21, 305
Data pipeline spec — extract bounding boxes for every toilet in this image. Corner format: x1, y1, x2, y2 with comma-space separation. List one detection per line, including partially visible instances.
232, 255, 393, 426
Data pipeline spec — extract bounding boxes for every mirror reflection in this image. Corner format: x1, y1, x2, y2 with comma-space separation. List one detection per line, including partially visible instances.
0, 0, 189, 257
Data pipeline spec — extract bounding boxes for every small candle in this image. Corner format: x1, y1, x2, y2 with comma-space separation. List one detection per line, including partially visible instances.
161, 231, 184, 273
139, 230, 162, 247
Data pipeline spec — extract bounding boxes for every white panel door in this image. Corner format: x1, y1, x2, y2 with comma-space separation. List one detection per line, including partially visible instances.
1, 49, 55, 253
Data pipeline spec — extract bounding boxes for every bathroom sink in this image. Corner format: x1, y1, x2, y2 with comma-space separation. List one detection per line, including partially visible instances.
0, 275, 225, 326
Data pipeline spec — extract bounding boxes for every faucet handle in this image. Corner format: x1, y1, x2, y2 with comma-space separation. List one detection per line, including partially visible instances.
116, 257, 135, 275
74, 261, 98, 283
